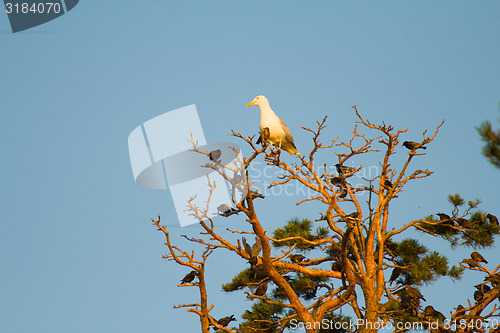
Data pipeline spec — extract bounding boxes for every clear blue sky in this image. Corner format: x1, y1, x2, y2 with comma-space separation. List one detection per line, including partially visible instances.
1, 1, 499, 332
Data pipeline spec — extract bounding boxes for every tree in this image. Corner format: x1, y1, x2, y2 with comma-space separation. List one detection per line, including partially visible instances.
151, 106, 499, 333
477, 105, 500, 169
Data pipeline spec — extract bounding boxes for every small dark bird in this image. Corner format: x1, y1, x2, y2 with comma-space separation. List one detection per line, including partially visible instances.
405, 286, 426, 301
403, 141, 426, 150
331, 260, 342, 272
335, 163, 357, 177
462, 258, 480, 268
180, 270, 197, 284
471, 251, 488, 264
474, 290, 483, 302
437, 213, 451, 221
217, 315, 236, 327
217, 204, 240, 217
256, 127, 270, 145
389, 267, 403, 283
456, 217, 474, 229
242, 237, 252, 257
337, 185, 348, 198
475, 283, 491, 294
209, 149, 222, 162
487, 213, 499, 227
456, 304, 464, 312
424, 305, 445, 322
251, 237, 262, 258
254, 281, 268, 296
423, 305, 435, 316
384, 179, 393, 189
288, 254, 306, 263
328, 176, 346, 187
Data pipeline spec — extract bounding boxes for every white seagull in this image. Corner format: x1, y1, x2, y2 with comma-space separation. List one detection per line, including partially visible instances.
246, 95, 300, 155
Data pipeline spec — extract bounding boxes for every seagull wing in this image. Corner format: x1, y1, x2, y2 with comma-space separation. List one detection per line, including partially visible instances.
279, 119, 299, 155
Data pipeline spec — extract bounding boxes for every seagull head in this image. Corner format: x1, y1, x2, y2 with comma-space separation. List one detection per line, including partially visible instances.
246, 95, 269, 108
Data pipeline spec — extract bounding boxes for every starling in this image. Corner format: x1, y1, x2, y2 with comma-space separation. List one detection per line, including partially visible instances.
251, 237, 262, 258
403, 141, 426, 150
437, 213, 451, 221
254, 281, 268, 296
217, 204, 240, 217
335, 164, 357, 178
474, 290, 483, 302
288, 254, 306, 263
487, 213, 499, 227
405, 286, 426, 301
424, 306, 445, 322
328, 176, 346, 187
180, 270, 197, 284
456, 217, 474, 229
331, 260, 342, 272
475, 283, 491, 294
462, 258, 479, 268
217, 315, 236, 327
337, 185, 348, 199
209, 149, 222, 162
471, 251, 488, 264
389, 267, 403, 283
256, 127, 270, 145
242, 237, 252, 257
456, 304, 464, 312
384, 179, 393, 189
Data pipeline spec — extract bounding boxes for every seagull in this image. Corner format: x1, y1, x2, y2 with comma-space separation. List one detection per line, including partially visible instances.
246, 95, 300, 155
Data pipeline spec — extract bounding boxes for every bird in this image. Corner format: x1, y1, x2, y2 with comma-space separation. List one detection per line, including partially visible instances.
436, 213, 451, 221
335, 164, 357, 178
474, 290, 483, 302
471, 252, 488, 264
456, 217, 474, 229
328, 176, 346, 187
384, 179, 393, 189
403, 141, 426, 150
246, 95, 300, 155
423, 305, 446, 322
254, 281, 268, 296
217, 204, 240, 217
331, 260, 342, 272
487, 213, 499, 227
485, 273, 500, 286
180, 270, 197, 284
251, 237, 262, 258
475, 283, 491, 294
405, 286, 426, 301
389, 267, 403, 283
256, 127, 270, 145
288, 254, 306, 263
217, 315, 236, 327
462, 258, 480, 268
209, 149, 221, 162
248, 190, 265, 200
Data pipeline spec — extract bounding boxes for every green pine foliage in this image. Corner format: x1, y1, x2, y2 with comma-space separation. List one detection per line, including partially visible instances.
272, 218, 329, 250
476, 113, 500, 169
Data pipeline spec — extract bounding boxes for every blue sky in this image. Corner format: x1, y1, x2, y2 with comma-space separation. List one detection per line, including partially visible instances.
1, 1, 500, 332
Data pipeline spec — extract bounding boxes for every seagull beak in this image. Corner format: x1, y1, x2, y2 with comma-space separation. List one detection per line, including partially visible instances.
246, 101, 255, 107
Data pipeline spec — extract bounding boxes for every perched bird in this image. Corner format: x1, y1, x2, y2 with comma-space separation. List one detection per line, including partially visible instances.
437, 213, 451, 221
217, 315, 236, 327
246, 95, 300, 155
254, 281, 268, 296
251, 237, 262, 258
475, 283, 491, 294
217, 204, 240, 217
389, 267, 403, 283
288, 254, 306, 263
403, 141, 426, 150
384, 179, 393, 189
242, 237, 261, 269
456, 217, 474, 229
462, 258, 480, 268
180, 270, 197, 284
424, 305, 446, 322
405, 286, 426, 301
256, 127, 270, 145
209, 149, 222, 162
346, 212, 360, 220
335, 164, 357, 178
248, 190, 265, 200
471, 252, 488, 264
328, 176, 346, 187
331, 260, 342, 272
487, 213, 499, 227
474, 290, 483, 302
485, 273, 500, 286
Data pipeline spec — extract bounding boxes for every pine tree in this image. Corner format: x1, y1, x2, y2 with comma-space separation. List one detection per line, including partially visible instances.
477, 106, 500, 168
151, 106, 499, 333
